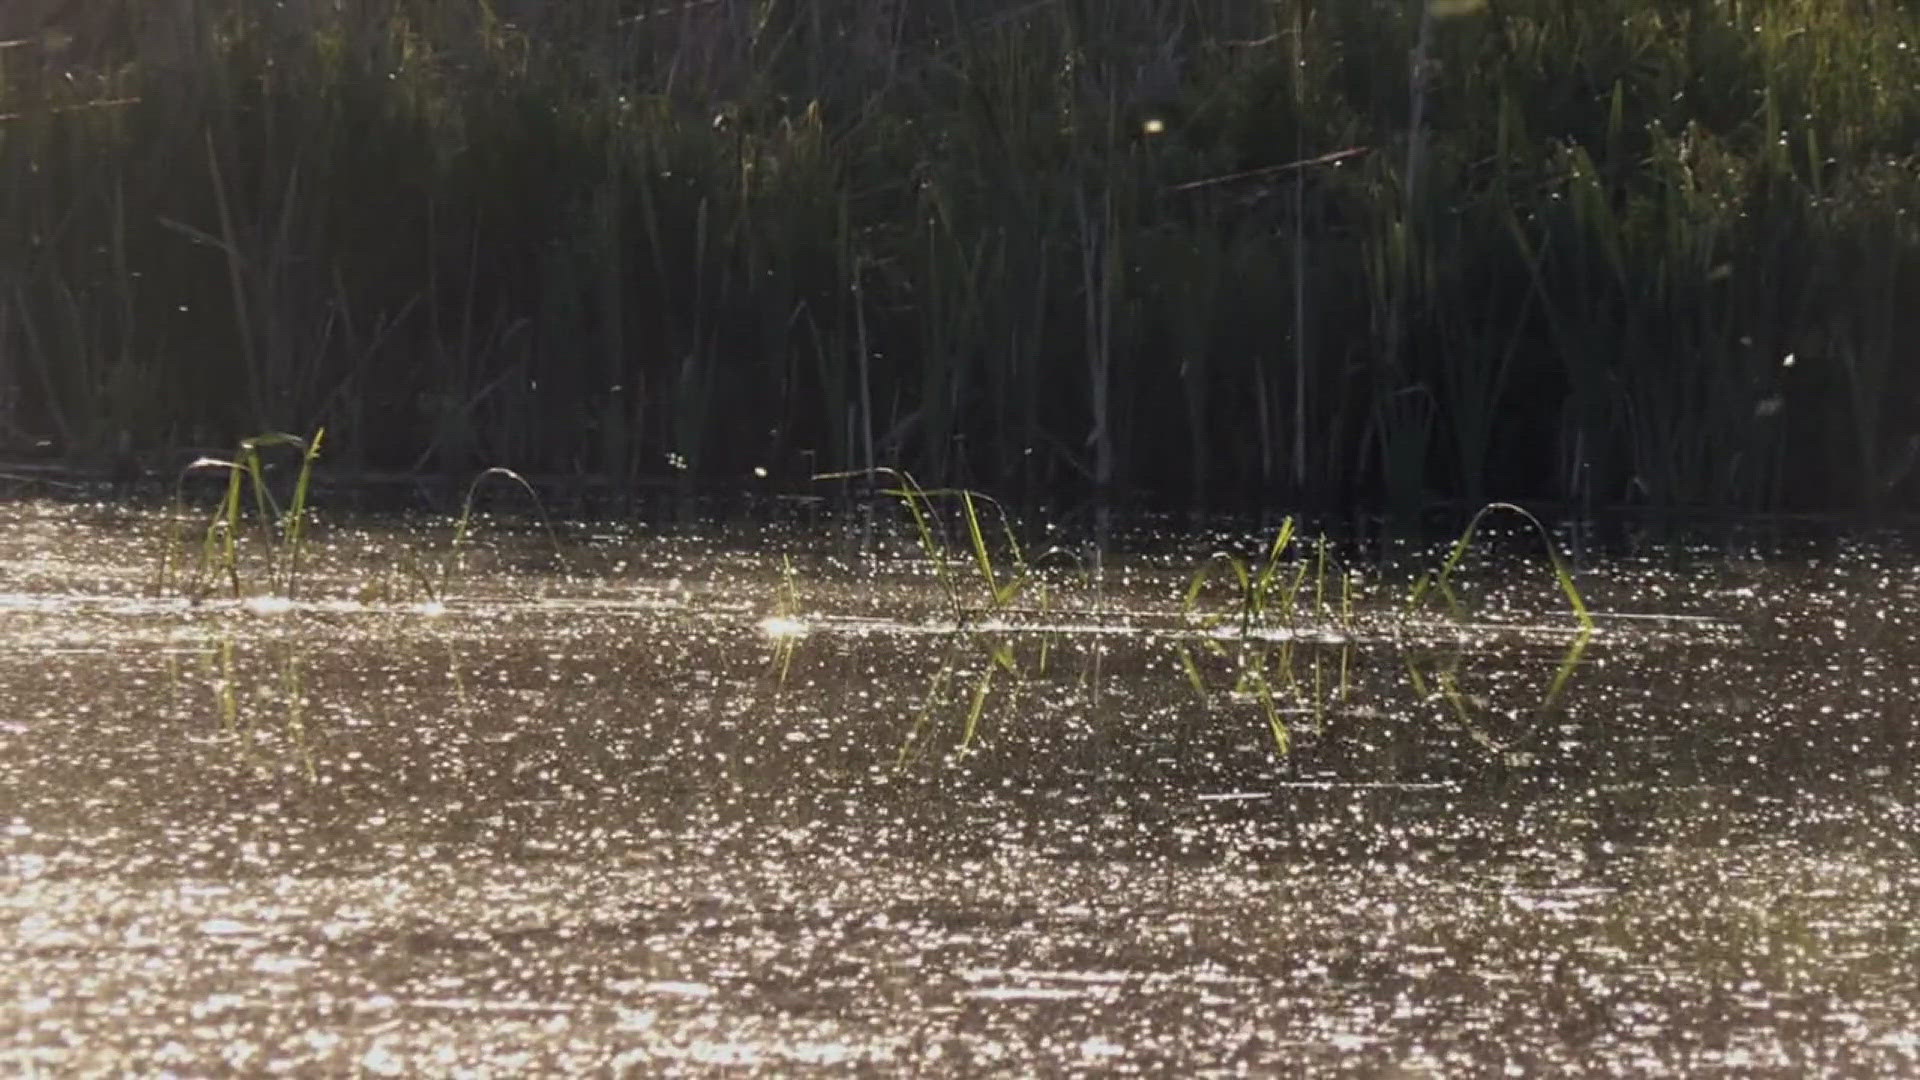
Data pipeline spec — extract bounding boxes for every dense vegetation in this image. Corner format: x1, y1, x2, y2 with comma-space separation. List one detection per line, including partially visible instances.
4, 0, 1918, 515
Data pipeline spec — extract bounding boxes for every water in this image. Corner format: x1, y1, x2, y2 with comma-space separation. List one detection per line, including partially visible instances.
3, 501, 1917, 1074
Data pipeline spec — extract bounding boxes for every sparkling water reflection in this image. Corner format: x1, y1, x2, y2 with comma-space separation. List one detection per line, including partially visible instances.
1, 501, 1916, 1074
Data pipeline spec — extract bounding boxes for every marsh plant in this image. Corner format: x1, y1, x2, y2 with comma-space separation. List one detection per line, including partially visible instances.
820, 468, 1073, 625
8, 0, 1920, 514
786, 483, 1596, 755
153, 429, 562, 602
419, 466, 570, 602
156, 429, 325, 600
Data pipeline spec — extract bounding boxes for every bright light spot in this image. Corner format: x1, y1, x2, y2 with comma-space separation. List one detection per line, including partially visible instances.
753, 466, 768, 478
760, 616, 808, 639
359, 1044, 406, 1077
644, 980, 715, 998
1782, 352, 1796, 367
1141, 117, 1165, 136
244, 596, 293, 615
252, 954, 315, 975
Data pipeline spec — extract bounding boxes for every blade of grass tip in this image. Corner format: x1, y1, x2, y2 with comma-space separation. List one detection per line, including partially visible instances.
884, 483, 943, 567
284, 428, 324, 600
960, 490, 1000, 604
1263, 517, 1298, 575
214, 638, 238, 729
1311, 651, 1325, 725
1314, 535, 1329, 619
218, 461, 245, 598
1433, 665, 1464, 719
1182, 558, 1219, 612
990, 497, 1028, 572
778, 553, 800, 619
1428, 665, 1507, 760
974, 491, 1030, 608
241, 446, 281, 587
1250, 517, 1298, 612
993, 574, 1026, 610
1035, 588, 1052, 675
910, 500, 963, 620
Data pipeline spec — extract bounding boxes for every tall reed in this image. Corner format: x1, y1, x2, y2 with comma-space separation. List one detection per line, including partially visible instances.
7, 0, 1920, 515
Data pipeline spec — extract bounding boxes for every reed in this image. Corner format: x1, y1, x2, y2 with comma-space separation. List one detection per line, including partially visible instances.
8, 0, 1920, 514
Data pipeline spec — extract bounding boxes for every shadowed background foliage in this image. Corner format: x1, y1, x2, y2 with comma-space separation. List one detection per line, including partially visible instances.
3, 0, 1918, 515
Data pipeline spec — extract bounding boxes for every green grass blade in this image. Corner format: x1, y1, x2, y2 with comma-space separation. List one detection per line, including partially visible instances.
1184, 552, 1251, 623
443, 466, 568, 599
960, 490, 1016, 610
1249, 517, 1298, 617
283, 428, 324, 600
1313, 535, 1329, 619
217, 462, 244, 598
1416, 502, 1594, 631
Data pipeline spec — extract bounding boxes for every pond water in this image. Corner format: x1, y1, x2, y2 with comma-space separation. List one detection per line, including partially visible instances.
2, 500, 1916, 1075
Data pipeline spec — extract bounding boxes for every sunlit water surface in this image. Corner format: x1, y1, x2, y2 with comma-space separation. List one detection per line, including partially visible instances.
3, 502, 1917, 1075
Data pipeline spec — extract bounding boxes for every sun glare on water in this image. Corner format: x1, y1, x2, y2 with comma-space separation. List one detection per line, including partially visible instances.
759, 616, 809, 639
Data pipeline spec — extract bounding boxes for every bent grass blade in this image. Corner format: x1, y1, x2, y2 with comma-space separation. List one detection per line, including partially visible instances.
439, 466, 569, 600
1409, 502, 1594, 631
817, 468, 1034, 623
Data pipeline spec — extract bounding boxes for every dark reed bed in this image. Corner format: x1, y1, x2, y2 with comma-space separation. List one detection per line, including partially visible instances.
4, 0, 1919, 516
